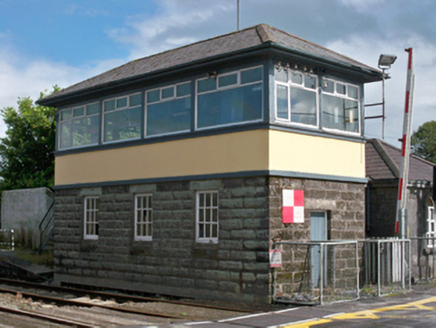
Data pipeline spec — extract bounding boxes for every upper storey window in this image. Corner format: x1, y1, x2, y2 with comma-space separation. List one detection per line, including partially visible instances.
274, 63, 361, 136
321, 79, 360, 134
275, 69, 318, 127
146, 82, 191, 136
103, 93, 142, 143
59, 103, 100, 150
196, 66, 263, 129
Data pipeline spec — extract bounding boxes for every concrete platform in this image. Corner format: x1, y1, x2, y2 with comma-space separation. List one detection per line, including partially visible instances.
180, 287, 436, 327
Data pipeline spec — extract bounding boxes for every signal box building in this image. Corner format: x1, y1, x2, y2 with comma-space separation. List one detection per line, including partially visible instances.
39, 24, 383, 303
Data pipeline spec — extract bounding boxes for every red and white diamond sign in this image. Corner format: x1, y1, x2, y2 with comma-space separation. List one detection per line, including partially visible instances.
282, 189, 305, 223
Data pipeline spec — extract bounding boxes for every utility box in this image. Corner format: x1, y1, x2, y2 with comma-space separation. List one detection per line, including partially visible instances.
1, 188, 54, 249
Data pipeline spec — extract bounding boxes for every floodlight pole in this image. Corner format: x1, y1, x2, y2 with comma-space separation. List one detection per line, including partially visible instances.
381, 69, 386, 139
364, 55, 396, 139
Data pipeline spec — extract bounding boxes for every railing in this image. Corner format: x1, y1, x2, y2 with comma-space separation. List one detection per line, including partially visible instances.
409, 236, 436, 282
272, 240, 359, 306
0, 229, 14, 251
360, 238, 411, 297
38, 199, 55, 253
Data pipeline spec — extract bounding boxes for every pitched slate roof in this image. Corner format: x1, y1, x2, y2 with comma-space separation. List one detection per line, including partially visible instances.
39, 24, 382, 106
366, 138, 434, 182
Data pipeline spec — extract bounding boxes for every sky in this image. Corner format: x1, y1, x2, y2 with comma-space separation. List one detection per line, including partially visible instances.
0, 0, 435, 147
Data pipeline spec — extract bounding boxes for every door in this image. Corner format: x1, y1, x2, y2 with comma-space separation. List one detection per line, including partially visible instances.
310, 211, 327, 288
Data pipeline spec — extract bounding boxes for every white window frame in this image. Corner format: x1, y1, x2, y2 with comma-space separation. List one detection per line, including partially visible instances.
84, 196, 99, 240
58, 102, 100, 150
102, 92, 143, 144
195, 65, 264, 131
426, 205, 435, 247
145, 82, 191, 138
134, 194, 153, 241
321, 78, 361, 136
274, 69, 319, 129
196, 191, 219, 243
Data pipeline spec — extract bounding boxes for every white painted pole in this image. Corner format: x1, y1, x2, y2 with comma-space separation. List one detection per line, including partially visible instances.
395, 48, 415, 238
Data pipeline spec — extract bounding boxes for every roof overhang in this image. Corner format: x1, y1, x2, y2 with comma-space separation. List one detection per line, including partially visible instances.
38, 41, 383, 108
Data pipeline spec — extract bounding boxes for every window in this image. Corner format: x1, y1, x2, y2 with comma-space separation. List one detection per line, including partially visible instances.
84, 197, 99, 240
321, 79, 360, 134
196, 66, 263, 129
59, 103, 100, 149
146, 82, 191, 136
196, 191, 219, 243
103, 93, 142, 142
135, 194, 153, 241
275, 68, 318, 127
426, 203, 435, 247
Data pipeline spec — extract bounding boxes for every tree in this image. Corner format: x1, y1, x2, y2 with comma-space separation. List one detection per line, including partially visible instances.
0, 87, 59, 191
411, 120, 436, 164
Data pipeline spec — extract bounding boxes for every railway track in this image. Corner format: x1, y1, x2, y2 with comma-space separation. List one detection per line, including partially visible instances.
0, 277, 255, 326
0, 277, 253, 313
0, 305, 95, 327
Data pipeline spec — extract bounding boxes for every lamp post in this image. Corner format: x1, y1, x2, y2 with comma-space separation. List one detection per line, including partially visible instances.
364, 54, 397, 139
378, 54, 397, 139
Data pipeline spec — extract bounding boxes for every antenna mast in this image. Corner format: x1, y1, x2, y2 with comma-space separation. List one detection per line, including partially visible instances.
237, 0, 240, 30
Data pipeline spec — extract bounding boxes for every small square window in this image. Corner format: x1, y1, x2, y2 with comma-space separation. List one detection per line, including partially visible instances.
336, 83, 346, 95
86, 103, 100, 115
130, 93, 142, 106
304, 75, 317, 89
323, 80, 334, 93
73, 107, 85, 117
147, 90, 160, 103
218, 74, 237, 88
176, 83, 191, 97
116, 97, 128, 108
348, 86, 359, 99
104, 99, 116, 112
291, 72, 303, 85
197, 79, 216, 93
162, 87, 174, 99
241, 67, 262, 84
60, 109, 72, 121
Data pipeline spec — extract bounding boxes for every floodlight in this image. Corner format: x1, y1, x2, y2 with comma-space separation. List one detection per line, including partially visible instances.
378, 54, 397, 68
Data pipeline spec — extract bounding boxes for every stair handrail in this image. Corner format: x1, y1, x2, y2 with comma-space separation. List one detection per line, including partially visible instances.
38, 199, 55, 233
38, 199, 55, 252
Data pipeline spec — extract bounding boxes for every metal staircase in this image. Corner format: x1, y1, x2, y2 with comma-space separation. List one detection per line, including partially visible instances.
38, 200, 55, 253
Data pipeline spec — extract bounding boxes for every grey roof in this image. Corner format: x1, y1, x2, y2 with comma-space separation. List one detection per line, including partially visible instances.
40, 24, 382, 105
366, 138, 434, 182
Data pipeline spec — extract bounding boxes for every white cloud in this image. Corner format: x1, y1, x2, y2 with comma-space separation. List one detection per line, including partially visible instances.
326, 34, 436, 146
108, 0, 235, 60
0, 45, 124, 137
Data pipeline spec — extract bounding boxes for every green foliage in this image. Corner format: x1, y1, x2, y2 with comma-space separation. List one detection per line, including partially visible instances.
411, 121, 436, 164
0, 87, 59, 191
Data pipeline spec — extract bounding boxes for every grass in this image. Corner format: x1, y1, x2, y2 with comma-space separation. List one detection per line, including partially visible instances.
12, 247, 54, 268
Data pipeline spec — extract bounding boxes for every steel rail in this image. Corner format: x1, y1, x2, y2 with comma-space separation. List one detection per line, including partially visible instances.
0, 277, 252, 313
0, 305, 95, 327
0, 286, 187, 320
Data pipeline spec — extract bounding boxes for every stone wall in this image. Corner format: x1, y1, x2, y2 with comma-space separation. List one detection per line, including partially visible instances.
1, 187, 54, 249
54, 176, 367, 304
54, 177, 270, 303
268, 177, 365, 298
